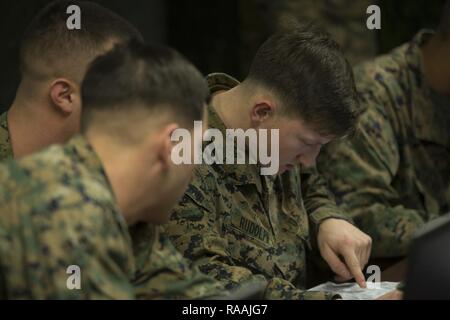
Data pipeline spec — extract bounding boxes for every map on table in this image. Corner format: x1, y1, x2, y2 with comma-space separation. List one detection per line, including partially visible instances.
308, 281, 400, 300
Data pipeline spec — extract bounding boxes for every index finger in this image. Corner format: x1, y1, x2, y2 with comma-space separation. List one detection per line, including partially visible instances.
343, 249, 366, 288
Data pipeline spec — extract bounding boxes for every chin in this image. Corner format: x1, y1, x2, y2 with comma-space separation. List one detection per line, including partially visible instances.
142, 208, 172, 225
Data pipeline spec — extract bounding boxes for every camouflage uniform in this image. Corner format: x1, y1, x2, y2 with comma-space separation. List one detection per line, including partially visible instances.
277, 0, 377, 65
0, 112, 13, 161
164, 73, 353, 300
131, 223, 225, 299
317, 30, 450, 258
0, 135, 224, 299
236, 0, 377, 78
0, 135, 134, 299
272, 0, 377, 66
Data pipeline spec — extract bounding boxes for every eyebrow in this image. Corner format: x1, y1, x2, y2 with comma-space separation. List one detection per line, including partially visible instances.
300, 136, 329, 147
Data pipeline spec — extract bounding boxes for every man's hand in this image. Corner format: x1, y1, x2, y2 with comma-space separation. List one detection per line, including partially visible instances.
317, 218, 372, 288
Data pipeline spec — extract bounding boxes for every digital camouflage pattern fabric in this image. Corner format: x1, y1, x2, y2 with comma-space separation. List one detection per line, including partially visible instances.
131, 223, 226, 300
0, 135, 135, 299
164, 73, 352, 300
0, 112, 13, 161
318, 30, 450, 258
0, 135, 225, 299
272, 0, 377, 66
236, 0, 377, 79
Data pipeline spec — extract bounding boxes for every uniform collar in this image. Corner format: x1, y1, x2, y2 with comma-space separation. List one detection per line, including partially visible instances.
207, 72, 240, 95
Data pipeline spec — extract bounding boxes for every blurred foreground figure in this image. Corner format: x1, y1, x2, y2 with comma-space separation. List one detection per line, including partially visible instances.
318, 2, 450, 258
239, 0, 377, 68
0, 41, 223, 299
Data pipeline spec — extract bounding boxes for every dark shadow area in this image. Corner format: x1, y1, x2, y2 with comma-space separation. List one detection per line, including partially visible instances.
0, 0, 445, 113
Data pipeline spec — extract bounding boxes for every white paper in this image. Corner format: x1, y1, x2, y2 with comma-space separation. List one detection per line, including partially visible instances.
308, 281, 400, 300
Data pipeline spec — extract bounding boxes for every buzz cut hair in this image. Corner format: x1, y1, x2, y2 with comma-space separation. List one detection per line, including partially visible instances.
81, 40, 209, 135
20, 0, 143, 83
246, 25, 359, 138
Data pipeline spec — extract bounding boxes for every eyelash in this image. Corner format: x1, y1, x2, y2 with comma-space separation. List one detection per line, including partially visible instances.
300, 139, 314, 147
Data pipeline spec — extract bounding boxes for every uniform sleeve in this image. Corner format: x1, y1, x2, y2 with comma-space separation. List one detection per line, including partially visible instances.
317, 94, 426, 258
0, 160, 135, 299
130, 224, 226, 299
165, 175, 339, 300
300, 166, 354, 245
43, 204, 135, 300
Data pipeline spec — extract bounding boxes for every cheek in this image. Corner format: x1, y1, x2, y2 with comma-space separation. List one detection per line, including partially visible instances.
279, 139, 300, 157
184, 164, 195, 180
71, 101, 83, 129
74, 95, 83, 113
66, 112, 81, 136
175, 165, 195, 190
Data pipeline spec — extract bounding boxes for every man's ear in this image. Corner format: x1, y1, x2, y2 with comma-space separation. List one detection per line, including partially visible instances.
250, 101, 275, 125
155, 123, 180, 171
49, 79, 78, 115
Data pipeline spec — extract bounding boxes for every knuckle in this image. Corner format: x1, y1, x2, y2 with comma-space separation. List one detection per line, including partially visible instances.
341, 236, 354, 247
349, 260, 361, 268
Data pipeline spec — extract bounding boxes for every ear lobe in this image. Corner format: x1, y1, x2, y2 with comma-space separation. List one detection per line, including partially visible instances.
157, 123, 180, 170
50, 79, 76, 115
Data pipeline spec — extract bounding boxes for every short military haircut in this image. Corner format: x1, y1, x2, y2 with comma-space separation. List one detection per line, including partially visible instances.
81, 40, 208, 134
20, 0, 143, 82
247, 26, 358, 137
438, 0, 450, 38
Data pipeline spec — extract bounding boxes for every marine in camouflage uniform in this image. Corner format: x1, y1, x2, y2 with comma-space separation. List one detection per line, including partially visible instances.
0, 135, 134, 299
273, 0, 377, 66
317, 30, 450, 258
164, 73, 354, 300
0, 134, 223, 299
237, 0, 377, 71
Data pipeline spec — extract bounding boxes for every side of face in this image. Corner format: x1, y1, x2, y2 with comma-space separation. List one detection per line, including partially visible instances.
273, 116, 331, 172
152, 161, 195, 224
141, 111, 207, 225
250, 99, 333, 173
47, 40, 122, 142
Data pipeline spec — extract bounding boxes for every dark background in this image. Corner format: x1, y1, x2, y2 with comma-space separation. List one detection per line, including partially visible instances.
0, 0, 445, 113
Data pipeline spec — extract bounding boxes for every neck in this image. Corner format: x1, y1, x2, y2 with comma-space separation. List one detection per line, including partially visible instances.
421, 34, 450, 96
87, 133, 151, 226
212, 85, 252, 130
8, 98, 69, 158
